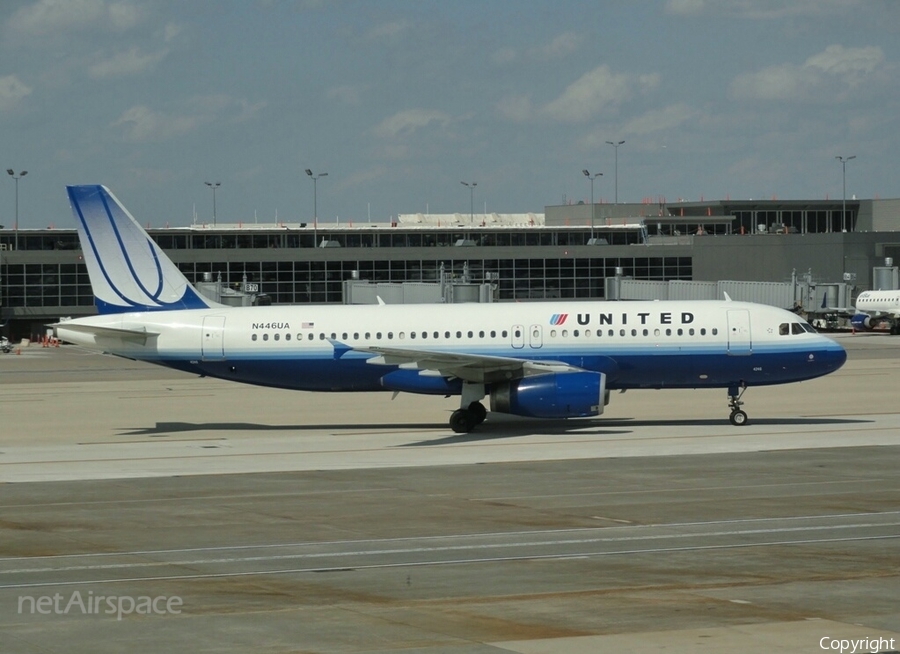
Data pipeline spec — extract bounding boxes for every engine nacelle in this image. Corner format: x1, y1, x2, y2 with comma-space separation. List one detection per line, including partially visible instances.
850, 313, 878, 331
490, 371, 606, 419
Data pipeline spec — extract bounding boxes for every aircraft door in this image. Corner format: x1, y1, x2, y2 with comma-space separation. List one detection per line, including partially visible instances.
529, 324, 543, 349
201, 316, 226, 360
726, 310, 752, 355
511, 324, 524, 349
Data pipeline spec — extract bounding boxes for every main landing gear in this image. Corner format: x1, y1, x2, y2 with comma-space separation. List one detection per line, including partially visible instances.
449, 382, 487, 434
728, 382, 748, 426
450, 402, 487, 434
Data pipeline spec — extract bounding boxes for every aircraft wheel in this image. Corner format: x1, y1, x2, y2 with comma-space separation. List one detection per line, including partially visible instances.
450, 409, 475, 434
468, 401, 487, 425
729, 410, 748, 426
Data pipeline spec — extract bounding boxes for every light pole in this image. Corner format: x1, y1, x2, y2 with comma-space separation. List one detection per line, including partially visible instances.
204, 181, 220, 226
6, 169, 27, 251
461, 181, 477, 223
582, 169, 602, 240
605, 140, 624, 204
835, 155, 856, 232
306, 169, 327, 247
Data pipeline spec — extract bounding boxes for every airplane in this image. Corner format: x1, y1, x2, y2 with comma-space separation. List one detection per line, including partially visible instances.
851, 289, 900, 334
55, 185, 847, 432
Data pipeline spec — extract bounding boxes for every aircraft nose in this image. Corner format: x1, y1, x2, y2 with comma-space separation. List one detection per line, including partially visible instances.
824, 340, 847, 371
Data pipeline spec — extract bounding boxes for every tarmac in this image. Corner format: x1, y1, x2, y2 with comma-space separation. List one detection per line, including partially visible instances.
0, 333, 898, 653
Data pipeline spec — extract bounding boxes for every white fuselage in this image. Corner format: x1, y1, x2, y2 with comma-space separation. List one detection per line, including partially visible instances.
57, 299, 846, 393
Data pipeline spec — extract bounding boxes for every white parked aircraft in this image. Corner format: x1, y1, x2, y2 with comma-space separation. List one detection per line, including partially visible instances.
852, 290, 900, 334
56, 185, 846, 432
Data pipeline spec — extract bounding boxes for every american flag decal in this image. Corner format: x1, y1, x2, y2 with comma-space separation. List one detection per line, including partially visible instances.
301, 322, 314, 329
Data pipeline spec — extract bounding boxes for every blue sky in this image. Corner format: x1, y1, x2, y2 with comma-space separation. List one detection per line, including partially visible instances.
1, 0, 898, 229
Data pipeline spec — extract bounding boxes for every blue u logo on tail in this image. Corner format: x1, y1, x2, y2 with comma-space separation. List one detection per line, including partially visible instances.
67, 185, 216, 314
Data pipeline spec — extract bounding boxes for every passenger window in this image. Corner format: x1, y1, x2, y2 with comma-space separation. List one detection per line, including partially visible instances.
573, 329, 580, 337
376, 332, 382, 339
631, 329, 637, 336
342, 332, 348, 340
666, 328, 671, 336
467, 331, 473, 338
365, 332, 370, 339
353, 333, 358, 340
551, 330, 557, 338
457, 331, 462, 339
387, 332, 394, 339
433, 331, 439, 339
563, 329, 569, 337
608, 329, 614, 337
399, 332, 405, 339
642, 329, 648, 336
712, 328, 718, 335
274, 333, 280, 341
654, 329, 660, 336
619, 329, 625, 337
502, 330, 508, 338
689, 328, 695, 336
263, 334, 269, 341
491, 330, 496, 338
700, 329, 706, 336
252, 334, 258, 341
308, 334, 314, 341
677, 329, 683, 336
410, 332, 416, 339
330, 332, 336, 340
445, 331, 450, 339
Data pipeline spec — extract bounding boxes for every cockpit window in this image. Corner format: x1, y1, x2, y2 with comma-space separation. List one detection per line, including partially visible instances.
780, 321, 817, 336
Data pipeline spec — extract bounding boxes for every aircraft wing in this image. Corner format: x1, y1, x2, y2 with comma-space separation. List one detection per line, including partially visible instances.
361, 345, 585, 384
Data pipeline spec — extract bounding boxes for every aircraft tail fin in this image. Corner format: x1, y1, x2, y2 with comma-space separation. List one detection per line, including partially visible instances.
67, 185, 220, 314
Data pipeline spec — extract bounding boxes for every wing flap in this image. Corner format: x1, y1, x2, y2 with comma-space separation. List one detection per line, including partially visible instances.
362, 345, 584, 383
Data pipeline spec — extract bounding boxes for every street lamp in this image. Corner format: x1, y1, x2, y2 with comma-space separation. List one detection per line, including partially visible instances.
306, 169, 328, 247
582, 169, 602, 240
835, 155, 856, 232
461, 181, 477, 223
204, 181, 220, 226
6, 169, 27, 251
605, 140, 625, 204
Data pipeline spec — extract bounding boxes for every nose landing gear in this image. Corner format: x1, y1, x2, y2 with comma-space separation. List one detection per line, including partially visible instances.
728, 383, 748, 426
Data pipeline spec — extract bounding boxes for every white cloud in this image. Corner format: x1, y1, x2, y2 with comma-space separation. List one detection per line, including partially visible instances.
111, 105, 199, 142
373, 109, 451, 139
543, 65, 658, 123
622, 103, 695, 135
88, 47, 169, 79
534, 32, 583, 60
0, 75, 32, 110
731, 44, 886, 101
366, 19, 413, 42
8, 0, 142, 38
665, 0, 861, 19
495, 95, 534, 123
111, 96, 265, 142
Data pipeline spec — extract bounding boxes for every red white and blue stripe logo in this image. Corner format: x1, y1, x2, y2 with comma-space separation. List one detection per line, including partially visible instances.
549, 313, 568, 325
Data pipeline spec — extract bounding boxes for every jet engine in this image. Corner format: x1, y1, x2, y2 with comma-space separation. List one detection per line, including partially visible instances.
490, 371, 606, 419
850, 313, 878, 331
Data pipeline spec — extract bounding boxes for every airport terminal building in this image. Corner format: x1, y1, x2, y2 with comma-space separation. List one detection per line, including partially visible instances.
2, 196, 900, 335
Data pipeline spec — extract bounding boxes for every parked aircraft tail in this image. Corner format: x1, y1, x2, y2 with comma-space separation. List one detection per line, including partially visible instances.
67, 185, 218, 314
